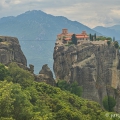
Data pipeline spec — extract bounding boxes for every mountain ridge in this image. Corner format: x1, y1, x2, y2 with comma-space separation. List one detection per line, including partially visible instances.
0, 10, 101, 74
93, 25, 120, 41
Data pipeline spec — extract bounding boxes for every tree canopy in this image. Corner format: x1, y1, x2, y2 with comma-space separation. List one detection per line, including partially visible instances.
57, 80, 82, 97
0, 63, 117, 120
0, 63, 9, 80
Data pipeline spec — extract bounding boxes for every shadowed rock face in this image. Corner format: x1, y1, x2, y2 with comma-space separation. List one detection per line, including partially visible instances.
53, 41, 120, 112
36, 64, 55, 86
0, 36, 27, 66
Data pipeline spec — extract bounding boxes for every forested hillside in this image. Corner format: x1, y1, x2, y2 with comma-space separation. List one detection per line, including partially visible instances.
0, 63, 115, 120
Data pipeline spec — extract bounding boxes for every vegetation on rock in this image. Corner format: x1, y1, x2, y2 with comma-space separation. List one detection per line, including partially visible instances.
71, 34, 77, 45
0, 38, 3, 42
57, 80, 82, 97
114, 41, 119, 49
0, 63, 9, 80
89, 34, 120, 49
96, 36, 112, 41
107, 40, 111, 46
102, 96, 116, 112
89, 33, 97, 41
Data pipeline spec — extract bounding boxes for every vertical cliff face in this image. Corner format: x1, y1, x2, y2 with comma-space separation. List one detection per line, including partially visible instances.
53, 41, 120, 112
0, 36, 27, 66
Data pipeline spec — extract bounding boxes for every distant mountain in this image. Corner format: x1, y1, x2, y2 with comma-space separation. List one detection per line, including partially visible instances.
93, 25, 120, 40
109, 25, 120, 31
0, 10, 100, 74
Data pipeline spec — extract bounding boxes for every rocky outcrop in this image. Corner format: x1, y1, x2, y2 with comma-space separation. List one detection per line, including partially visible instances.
0, 36, 27, 66
29, 64, 34, 73
53, 40, 120, 112
36, 64, 55, 86
0, 36, 55, 86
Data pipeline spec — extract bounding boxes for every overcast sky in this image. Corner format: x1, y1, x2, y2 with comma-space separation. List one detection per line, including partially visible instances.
0, 0, 120, 28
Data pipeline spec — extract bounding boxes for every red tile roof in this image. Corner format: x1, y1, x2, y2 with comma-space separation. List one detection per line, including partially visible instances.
76, 36, 89, 38
64, 38, 71, 41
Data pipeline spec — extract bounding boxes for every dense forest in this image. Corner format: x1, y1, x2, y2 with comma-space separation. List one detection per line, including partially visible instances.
0, 63, 119, 120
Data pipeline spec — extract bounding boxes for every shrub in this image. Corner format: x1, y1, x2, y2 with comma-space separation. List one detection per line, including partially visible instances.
57, 80, 70, 91
70, 81, 82, 97
114, 41, 119, 49
8, 63, 34, 88
106, 37, 112, 41
107, 40, 111, 46
102, 96, 116, 112
57, 80, 82, 97
0, 38, 3, 42
0, 63, 9, 81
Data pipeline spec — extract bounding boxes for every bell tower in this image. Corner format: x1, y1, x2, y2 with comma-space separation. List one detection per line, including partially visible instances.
62, 29, 68, 34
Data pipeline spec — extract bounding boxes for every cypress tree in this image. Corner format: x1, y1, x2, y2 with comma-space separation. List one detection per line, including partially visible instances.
94, 33, 96, 41
72, 34, 77, 45
91, 35, 93, 41
113, 37, 115, 41
89, 34, 92, 41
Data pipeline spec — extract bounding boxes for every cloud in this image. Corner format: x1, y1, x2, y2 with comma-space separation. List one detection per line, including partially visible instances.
0, 0, 120, 28
42, 0, 120, 27
5, 0, 11, 3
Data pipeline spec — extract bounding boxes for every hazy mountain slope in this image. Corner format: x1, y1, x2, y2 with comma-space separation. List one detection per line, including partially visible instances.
93, 26, 120, 40
0, 10, 100, 74
109, 25, 120, 31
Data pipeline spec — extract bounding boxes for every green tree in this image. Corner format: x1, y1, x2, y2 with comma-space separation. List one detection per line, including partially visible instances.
0, 63, 9, 81
89, 34, 92, 41
0, 81, 14, 118
8, 63, 34, 88
55, 109, 82, 120
113, 37, 115, 41
57, 80, 82, 97
107, 40, 111, 46
106, 37, 112, 41
71, 34, 77, 45
57, 80, 70, 91
11, 84, 34, 120
0, 81, 35, 120
0, 38, 3, 42
91, 35, 93, 41
0, 117, 14, 120
94, 33, 96, 40
114, 41, 119, 49
70, 81, 82, 97
102, 96, 116, 112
